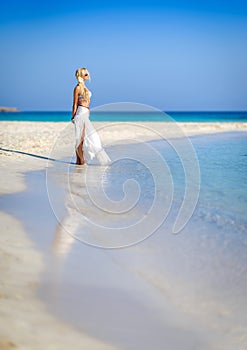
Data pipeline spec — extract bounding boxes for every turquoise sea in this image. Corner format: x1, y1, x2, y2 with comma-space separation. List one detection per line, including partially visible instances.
1, 111, 247, 122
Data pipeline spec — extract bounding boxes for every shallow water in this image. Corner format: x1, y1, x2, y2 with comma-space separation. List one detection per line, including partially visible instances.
1, 131, 247, 349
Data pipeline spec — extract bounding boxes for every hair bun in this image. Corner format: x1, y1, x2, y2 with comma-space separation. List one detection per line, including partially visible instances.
77, 76, 84, 83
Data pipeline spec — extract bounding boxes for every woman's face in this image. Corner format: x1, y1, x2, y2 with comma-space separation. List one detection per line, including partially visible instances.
84, 71, 90, 80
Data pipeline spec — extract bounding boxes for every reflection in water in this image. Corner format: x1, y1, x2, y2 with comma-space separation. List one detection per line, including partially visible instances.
52, 222, 76, 258
51, 166, 86, 258
49, 147, 172, 250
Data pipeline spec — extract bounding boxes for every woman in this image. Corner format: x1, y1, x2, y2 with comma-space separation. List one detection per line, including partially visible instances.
71, 67, 111, 165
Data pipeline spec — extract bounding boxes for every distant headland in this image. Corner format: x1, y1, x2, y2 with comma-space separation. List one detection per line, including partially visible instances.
0, 106, 20, 112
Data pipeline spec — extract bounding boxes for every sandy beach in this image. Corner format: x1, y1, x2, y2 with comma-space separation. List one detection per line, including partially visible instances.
1, 121, 247, 159
1, 121, 247, 349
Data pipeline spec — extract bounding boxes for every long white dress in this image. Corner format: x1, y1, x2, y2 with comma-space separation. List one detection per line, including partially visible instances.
73, 91, 111, 165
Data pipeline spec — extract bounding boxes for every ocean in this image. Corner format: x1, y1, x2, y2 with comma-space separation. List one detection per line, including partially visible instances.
1, 110, 247, 122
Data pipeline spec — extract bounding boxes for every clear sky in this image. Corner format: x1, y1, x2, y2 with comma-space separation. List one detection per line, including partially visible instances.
1, 0, 247, 111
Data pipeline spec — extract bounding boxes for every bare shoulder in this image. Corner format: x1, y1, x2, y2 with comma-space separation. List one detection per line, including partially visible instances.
73, 85, 80, 98
74, 85, 80, 93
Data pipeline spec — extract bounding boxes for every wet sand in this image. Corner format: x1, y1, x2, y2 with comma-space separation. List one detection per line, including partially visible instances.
1, 121, 247, 349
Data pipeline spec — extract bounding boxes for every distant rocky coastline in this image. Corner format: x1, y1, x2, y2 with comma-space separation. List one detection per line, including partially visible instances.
0, 106, 20, 112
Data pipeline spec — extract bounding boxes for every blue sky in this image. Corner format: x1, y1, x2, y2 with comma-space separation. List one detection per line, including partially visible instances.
1, 0, 247, 111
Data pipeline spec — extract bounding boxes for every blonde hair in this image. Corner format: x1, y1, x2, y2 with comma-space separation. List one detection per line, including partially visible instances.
75, 67, 91, 101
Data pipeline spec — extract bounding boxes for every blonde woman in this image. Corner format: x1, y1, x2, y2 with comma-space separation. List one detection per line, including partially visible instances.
71, 67, 111, 165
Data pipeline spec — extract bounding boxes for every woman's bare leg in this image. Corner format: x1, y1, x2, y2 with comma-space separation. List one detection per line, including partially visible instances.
76, 143, 85, 165
76, 124, 85, 165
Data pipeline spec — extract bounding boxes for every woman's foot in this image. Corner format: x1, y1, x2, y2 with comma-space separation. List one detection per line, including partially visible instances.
76, 159, 85, 165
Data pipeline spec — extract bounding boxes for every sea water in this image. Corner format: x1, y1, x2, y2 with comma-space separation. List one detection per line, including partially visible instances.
1, 110, 247, 122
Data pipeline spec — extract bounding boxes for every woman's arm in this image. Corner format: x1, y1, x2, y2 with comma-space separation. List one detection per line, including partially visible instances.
71, 86, 79, 121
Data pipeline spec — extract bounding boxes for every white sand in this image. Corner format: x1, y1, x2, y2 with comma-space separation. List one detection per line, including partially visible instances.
1, 121, 247, 159
1, 121, 247, 349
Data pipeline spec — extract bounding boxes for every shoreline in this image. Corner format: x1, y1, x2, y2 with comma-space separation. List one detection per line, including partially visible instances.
1, 121, 247, 160
1, 122, 247, 349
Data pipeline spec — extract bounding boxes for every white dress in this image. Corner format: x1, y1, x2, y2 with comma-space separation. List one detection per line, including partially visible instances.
73, 90, 111, 165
